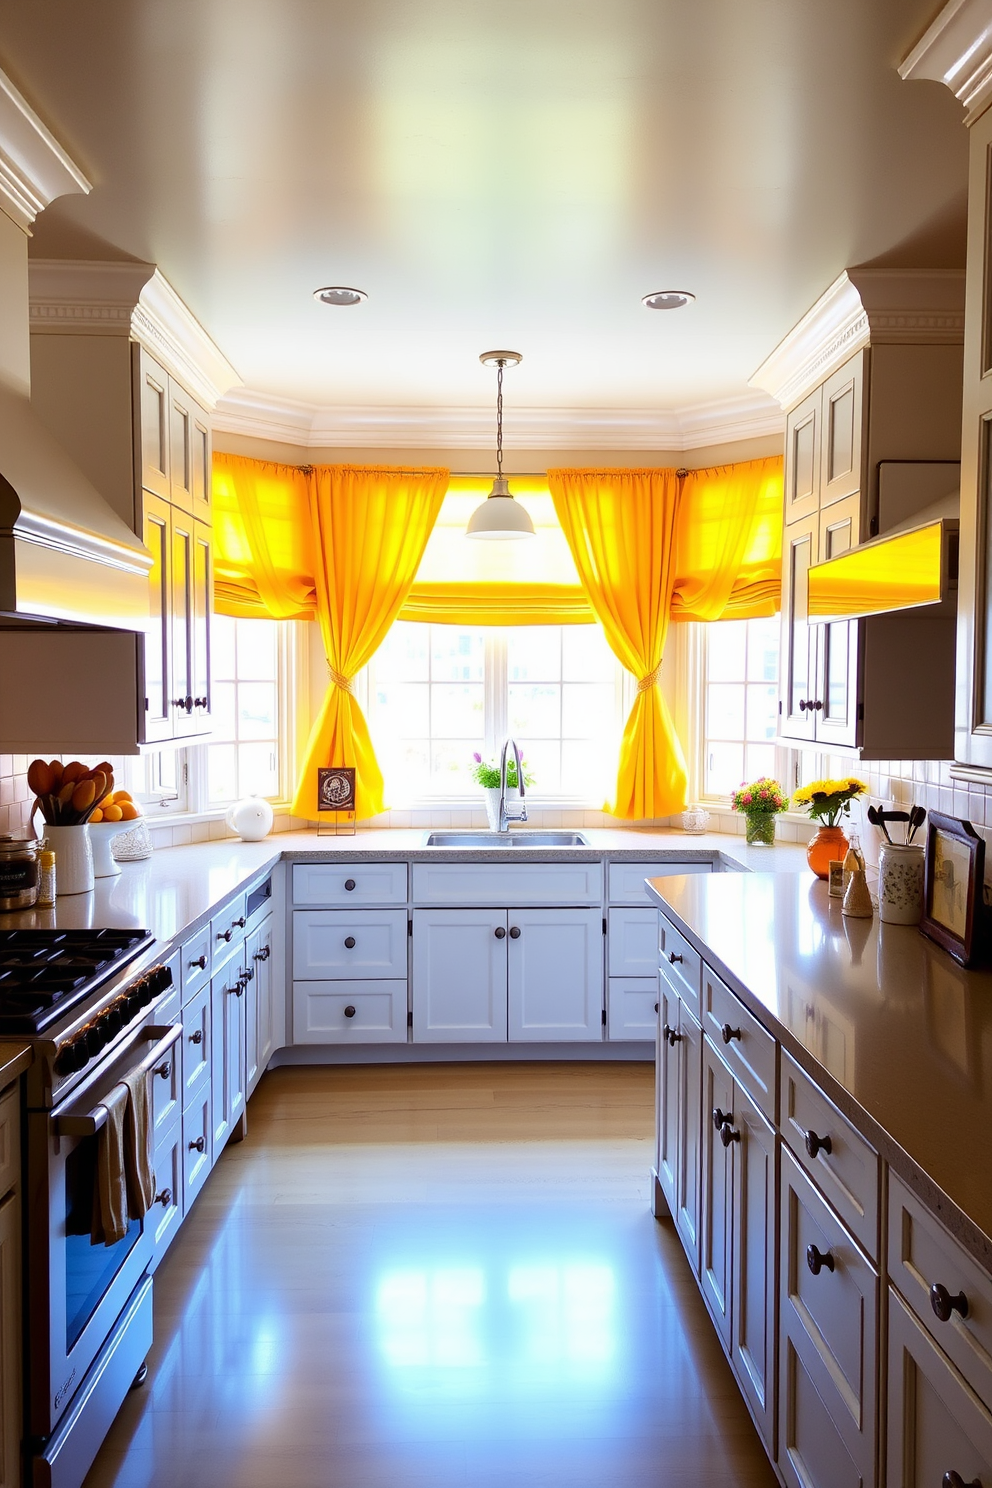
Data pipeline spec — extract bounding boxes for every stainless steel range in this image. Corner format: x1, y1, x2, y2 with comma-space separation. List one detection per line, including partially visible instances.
0, 927, 177, 1488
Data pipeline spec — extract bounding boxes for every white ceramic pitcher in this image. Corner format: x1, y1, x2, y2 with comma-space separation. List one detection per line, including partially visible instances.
44, 824, 94, 896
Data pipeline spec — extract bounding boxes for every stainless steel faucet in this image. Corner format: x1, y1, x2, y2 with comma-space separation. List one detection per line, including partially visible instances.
497, 737, 528, 832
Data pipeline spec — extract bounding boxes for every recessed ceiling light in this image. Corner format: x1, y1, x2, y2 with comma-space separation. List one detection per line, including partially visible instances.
642, 290, 695, 311
313, 286, 367, 306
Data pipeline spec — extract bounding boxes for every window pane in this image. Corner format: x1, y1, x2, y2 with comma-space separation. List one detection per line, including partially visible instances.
562, 625, 616, 681
212, 614, 237, 679
519, 739, 560, 793
376, 623, 429, 682
707, 683, 745, 740
431, 684, 483, 736
506, 628, 561, 681
745, 743, 777, 781
431, 629, 484, 682
207, 743, 237, 803
432, 741, 477, 781
374, 683, 430, 736
235, 620, 277, 680
508, 684, 560, 737
561, 740, 611, 798
746, 618, 779, 682
745, 684, 777, 742
706, 742, 744, 797
238, 681, 277, 741
211, 681, 237, 741
707, 623, 746, 682
562, 683, 616, 739
238, 742, 278, 798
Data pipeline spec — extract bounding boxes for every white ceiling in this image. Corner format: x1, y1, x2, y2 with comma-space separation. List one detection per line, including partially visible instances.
0, 0, 971, 428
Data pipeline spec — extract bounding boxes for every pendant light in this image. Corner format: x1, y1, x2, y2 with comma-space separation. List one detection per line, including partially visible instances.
466, 351, 535, 539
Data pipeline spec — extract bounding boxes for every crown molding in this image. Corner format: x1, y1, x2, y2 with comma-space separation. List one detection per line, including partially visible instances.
28, 261, 242, 409
899, 0, 992, 122
212, 387, 783, 452
0, 67, 91, 233
749, 269, 965, 410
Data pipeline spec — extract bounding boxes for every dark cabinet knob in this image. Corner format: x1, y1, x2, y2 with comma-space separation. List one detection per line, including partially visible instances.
233, 917, 246, 929
664, 1025, 682, 1047
943, 1474, 981, 1488
218, 929, 233, 942
930, 1283, 969, 1323
229, 977, 244, 997
189, 954, 207, 970
654, 1002, 659, 1015
712, 1107, 731, 1131
804, 1129, 832, 1160
189, 1136, 206, 1153
806, 1244, 835, 1276
813, 699, 823, 711
668, 951, 683, 964
721, 1023, 742, 1044
194, 696, 208, 708
344, 1005, 356, 1018
719, 1122, 740, 1148
345, 879, 356, 891
509, 926, 521, 939
494, 926, 506, 939
189, 1029, 203, 1045
154, 1061, 172, 1079
157, 1188, 172, 1207
243, 966, 254, 982
344, 936, 356, 949
799, 699, 808, 712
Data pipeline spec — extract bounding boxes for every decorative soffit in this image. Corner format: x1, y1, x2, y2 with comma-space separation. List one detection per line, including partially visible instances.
899, 0, 992, 123
0, 66, 90, 233
28, 260, 242, 411
749, 269, 965, 412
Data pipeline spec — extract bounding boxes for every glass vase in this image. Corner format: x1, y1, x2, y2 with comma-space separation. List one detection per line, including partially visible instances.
744, 812, 777, 846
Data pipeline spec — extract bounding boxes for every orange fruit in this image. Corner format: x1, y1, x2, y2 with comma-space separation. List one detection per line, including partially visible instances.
89, 807, 103, 823
102, 803, 124, 821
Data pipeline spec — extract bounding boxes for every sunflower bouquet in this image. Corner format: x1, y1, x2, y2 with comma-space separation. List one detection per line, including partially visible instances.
792, 776, 866, 827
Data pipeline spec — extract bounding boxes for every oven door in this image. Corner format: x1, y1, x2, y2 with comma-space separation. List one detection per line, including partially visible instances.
28, 1023, 182, 1439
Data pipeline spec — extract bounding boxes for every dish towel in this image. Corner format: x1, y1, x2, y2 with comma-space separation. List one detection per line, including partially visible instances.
122, 1068, 157, 1220
91, 1082, 130, 1246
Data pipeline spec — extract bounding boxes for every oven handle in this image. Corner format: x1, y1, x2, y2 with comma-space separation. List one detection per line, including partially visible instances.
55, 1025, 182, 1137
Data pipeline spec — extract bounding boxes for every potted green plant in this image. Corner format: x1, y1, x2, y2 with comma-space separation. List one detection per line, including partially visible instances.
731, 777, 790, 846
470, 752, 535, 831
792, 776, 866, 878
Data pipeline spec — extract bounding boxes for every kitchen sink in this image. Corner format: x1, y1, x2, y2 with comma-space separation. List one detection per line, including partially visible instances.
425, 831, 589, 848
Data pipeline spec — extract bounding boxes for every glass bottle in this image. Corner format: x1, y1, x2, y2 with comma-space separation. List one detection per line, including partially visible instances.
842, 832, 865, 892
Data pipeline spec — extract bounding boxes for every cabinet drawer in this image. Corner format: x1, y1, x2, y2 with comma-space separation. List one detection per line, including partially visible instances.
609, 859, 711, 904
293, 909, 408, 979
607, 978, 657, 1040
150, 1119, 183, 1266
180, 923, 211, 1002
151, 1030, 182, 1141
608, 908, 659, 977
888, 1171, 992, 1409
182, 1090, 211, 1212
658, 915, 702, 1017
211, 895, 248, 967
779, 1148, 877, 1488
701, 964, 776, 1122
412, 860, 603, 906
293, 980, 408, 1043
0, 1088, 18, 1198
293, 861, 408, 907
181, 982, 210, 1108
781, 1050, 879, 1261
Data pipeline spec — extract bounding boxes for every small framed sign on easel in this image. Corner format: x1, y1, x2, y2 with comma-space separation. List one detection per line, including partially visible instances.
316, 767, 357, 836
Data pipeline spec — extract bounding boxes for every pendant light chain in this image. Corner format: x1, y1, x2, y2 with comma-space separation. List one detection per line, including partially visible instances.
496, 359, 504, 477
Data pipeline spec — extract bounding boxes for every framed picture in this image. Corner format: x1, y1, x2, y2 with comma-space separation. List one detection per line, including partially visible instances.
920, 812, 984, 966
317, 767, 356, 813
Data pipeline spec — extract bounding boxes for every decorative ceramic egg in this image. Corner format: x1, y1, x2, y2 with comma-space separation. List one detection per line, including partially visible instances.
226, 797, 274, 841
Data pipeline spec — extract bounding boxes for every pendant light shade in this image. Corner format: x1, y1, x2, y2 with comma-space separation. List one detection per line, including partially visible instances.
467, 351, 535, 540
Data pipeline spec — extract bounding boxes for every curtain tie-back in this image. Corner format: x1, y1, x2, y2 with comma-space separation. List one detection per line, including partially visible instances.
637, 664, 662, 693
328, 666, 354, 694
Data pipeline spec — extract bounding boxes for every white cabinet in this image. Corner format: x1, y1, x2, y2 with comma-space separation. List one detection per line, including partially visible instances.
607, 860, 711, 905
293, 861, 407, 907
608, 978, 658, 1041
294, 980, 408, 1043
507, 907, 603, 1042
656, 981, 679, 1216
149, 1120, 183, 1269
700, 1036, 735, 1350
210, 960, 246, 1157
673, 1001, 703, 1277
608, 908, 659, 977
245, 912, 274, 1096
0, 1093, 19, 1488
412, 860, 603, 906
293, 910, 408, 980
412, 909, 508, 1043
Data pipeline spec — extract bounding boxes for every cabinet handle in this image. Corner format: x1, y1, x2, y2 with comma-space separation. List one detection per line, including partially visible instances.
344, 936, 356, 949
156, 1188, 172, 1207
712, 1107, 731, 1131
194, 696, 208, 708
344, 879, 357, 891
813, 699, 823, 711
804, 1129, 832, 1160
344, 1005, 356, 1018
188, 1029, 203, 1045
806, 1243, 835, 1275
721, 1023, 742, 1044
663, 1024, 682, 1047
668, 951, 683, 964
189, 954, 207, 970
719, 1122, 740, 1148
154, 1061, 172, 1079
494, 926, 506, 939
171, 696, 194, 713
509, 926, 521, 939
218, 929, 233, 942
930, 1283, 969, 1323
189, 1136, 206, 1153
228, 978, 244, 997
654, 1002, 659, 1015
232, 917, 246, 929
799, 699, 808, 712
243, 965, 254, 982
943, 1474, 982, 1488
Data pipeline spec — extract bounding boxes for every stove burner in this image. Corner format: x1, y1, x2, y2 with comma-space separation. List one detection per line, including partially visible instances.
0, 929, 152, 1033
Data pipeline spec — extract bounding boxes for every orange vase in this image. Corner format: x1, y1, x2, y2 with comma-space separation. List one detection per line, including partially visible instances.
806, 824, 848, 880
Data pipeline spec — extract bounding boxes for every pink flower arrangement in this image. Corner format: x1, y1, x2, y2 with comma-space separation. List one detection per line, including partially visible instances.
731, 777, 789, 816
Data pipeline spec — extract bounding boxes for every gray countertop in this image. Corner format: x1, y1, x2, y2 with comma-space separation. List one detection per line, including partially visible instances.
646, 871, 992, 1272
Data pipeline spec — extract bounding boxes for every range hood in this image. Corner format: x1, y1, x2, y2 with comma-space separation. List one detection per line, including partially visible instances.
0, 384, 152, 629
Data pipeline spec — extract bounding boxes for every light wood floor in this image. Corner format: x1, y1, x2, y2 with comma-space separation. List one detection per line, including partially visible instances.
83, 1063, 776, 1488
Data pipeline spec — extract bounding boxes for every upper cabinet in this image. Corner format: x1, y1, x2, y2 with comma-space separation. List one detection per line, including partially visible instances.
752, 269, 964, 759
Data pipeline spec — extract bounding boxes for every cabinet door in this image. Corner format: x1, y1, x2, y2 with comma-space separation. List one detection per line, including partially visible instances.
887, 1286, 992, 1488
731, 1085, 777, 1458
141, 491, 173, 744
411, 909, 507, 1042
507, 907, 603, 1041
814, 495, 861, 750
700, 1036, 734, 1347
608, 907, 659, 977
170, 507, 194, 719
780, 516, 818, 741
190, 520, 213, 726
182, 1088, 211, 1212
656, 981, 679, 1215
246, 915, 274, 1097
136, 346, 170, 501
149, 1119, 183, 1270
819, 353, 865, 508
245, 925, 261, 1095
675, 1002, 703, 1278
211, 964, 246, 1156
785, 387, 821, 525
0, 1191, 19, 1488
168, 377, 194, 513
191, 408, 211, 522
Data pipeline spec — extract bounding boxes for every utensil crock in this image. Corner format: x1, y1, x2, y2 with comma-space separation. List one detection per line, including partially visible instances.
43, 824, 94, 896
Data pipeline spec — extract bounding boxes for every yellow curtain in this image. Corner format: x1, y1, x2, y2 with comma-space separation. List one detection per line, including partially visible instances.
212, 455, 314, 619
399, 582, 594, 626
547, 467, 688, 820
670, 457, 783, 622
291, 464, 448, 821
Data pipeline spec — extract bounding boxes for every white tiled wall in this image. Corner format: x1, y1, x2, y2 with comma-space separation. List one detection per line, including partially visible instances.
0, 755, 32, 836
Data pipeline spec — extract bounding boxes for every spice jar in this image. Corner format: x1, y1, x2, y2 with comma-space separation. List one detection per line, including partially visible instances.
0, 834, 41, 911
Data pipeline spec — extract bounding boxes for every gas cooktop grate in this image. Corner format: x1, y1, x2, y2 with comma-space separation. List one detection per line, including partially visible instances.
0, 929, 152, 1033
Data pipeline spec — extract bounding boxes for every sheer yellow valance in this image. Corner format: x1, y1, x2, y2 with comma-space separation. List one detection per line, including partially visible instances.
670, 457, 783, 622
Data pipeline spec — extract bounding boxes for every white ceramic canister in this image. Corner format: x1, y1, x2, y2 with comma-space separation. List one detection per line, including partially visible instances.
225, 797, 274, 842
44, 824, 94, 896
877, 841, 925, 925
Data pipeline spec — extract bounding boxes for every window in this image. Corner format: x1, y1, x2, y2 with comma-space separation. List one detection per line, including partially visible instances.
366, 622, 625, 803
205, 615, 285, 804
701, 617, 780, 798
